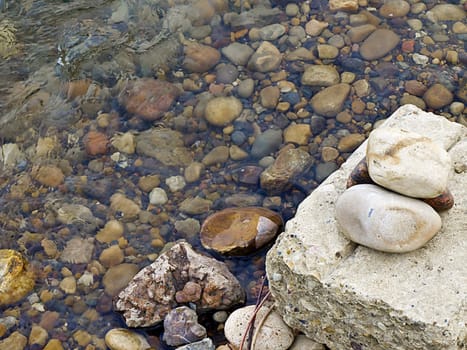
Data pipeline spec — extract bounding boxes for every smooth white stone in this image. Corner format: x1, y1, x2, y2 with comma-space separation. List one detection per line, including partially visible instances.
105, 328, 151, 350
336, 184, 442, 253
224, 305, 294, 350
367, 127, 451, 198
149, 187, 168, 205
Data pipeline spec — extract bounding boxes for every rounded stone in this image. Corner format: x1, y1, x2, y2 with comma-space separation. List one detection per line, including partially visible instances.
200, 207, 283, 255
99, 245, 124, 268
310, 83, 351, 117
317, 44, 339, 59
366, 127, 451, 198
221, 43, 254, 66
423, 83, 454, 110
183, 42, 220, 73
284, 124, 312, 145
0, 250, 35, 306
105, 328, 151, 350
102, 263, 139, 296
96, 220, 124, 243
32, 165, 65, 187
427, 4, 466, 21
224, 304, 294, 350
336, 184, 442, 253
149, 187, 168, 205
204, 96, 243, 126
359, 29, 400, 60
379, 0, 410, 18
118, 78, 179, 121
260, 86, 280, 109
247, 41, 282, 72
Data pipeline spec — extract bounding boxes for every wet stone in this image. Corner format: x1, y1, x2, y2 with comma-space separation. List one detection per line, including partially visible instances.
179, 197, 212, 215
162, 306, 207, 347
423, 83, 454, 110
200, 207, 283, 255
102, 263, 139, 296
301, 65, 340, 87
183, 42, 220, 73
359, 29, 400, 60
427, 4, 466, 22
0, 250, 35, 307
259, 24, 286, 41
114, 241, 245, 327
310, 83, 351, 117
221, 43, 254, 66
118, 79, 179, 121
204, 96, 243, 126
60, 237, 94, 264
247, 41, 282, 72
250, 128, 283, 159
379, 0, 410, 18
260, 148, 313, 195
260, 86, 280, 109
215, 63, 239, 84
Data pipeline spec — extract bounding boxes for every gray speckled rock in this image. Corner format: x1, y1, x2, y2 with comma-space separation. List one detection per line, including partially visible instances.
336, 184, 442, 253
114, 241, 245, 327
163, 306, 206, 347
266, 104, 467, 350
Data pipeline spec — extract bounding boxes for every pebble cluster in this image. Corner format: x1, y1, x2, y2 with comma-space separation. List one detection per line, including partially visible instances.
0, 0, 465, 348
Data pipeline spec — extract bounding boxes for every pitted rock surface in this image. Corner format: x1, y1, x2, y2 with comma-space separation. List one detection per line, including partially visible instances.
114, 241, 245, 327
162, 306, 207, 346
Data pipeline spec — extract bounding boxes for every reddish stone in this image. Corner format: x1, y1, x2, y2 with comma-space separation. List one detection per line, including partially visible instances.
183, 42, 221, 73
423, 189, 454, 212
200, 207, 283, 255
118, 78, 179, 121
401, 40, 415, 53
83, 131, 109, 156
404, 80, 427, 97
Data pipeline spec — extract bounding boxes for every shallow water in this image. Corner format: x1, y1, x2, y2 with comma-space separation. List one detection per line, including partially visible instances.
0, 0, 465, 348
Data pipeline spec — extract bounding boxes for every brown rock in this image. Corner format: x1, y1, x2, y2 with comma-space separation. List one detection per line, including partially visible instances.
260, 86, 280, 109
103, 263, 140, 296
329, 0, 358, 12
114, 241, 245, 327
66, 79, 92, 100
84, 131, 109, 156
0, 331, 27, 350
200, 207, 283, 255
99, 245, 124, 268
32, 165, 64, 187
204, 96, 243, 126
423, 83, 454, 109
347, 24, 376, 43
260, 148, 313, 195
118, 78, 179, 121
110, 193, 141, 221
422, 189, 454, 212
346, 157, 373, 188
337, 133, 365, 152
404, 80, 427, 96
379, 0, 410, 18
310, 83, 351, 117
183, 42, 220, 73
247, 41, 282, 72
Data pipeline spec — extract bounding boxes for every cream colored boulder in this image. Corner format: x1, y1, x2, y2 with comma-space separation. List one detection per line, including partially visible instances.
105, 328, 151, 350
366, 127, 451, 198
336, 184, 442, 253
224, 304, 294, 350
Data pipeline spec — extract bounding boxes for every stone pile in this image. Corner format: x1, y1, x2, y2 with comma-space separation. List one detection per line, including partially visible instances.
336, 126, 453, 253
266, 104, 467, 350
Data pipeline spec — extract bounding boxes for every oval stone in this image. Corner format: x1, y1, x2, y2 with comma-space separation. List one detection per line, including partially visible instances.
366, 127, 451, 198
0, 249, 35, 306
359, 29, 400, 61
336, 184, 442, 253
105, 328, 151, 350
204, 96, 243, 126
200, 207, 283, 255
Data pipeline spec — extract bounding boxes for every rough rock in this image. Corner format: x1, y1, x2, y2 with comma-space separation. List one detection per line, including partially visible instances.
224, 304, 294, 350
310, 83, 350, 117
105, 328, 151, 350
260, 148, 313, 195
329, 0, 358, 12
118, 79, 179, 121
162, 306, 206, 346
0, 250, 35, 306
136, 128, 193, 167
176, 338, 215, 350
336, 184, 442, 253
200, 207, 283, 255
366, 127, 451, 198
247, 41, 282, 72
266, 104, 467, 350
60, 237, 95, 264
114, 241, 245, 327
0, 331, 28, 350
204, 96, 243, 126
359, 29, 400, 60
